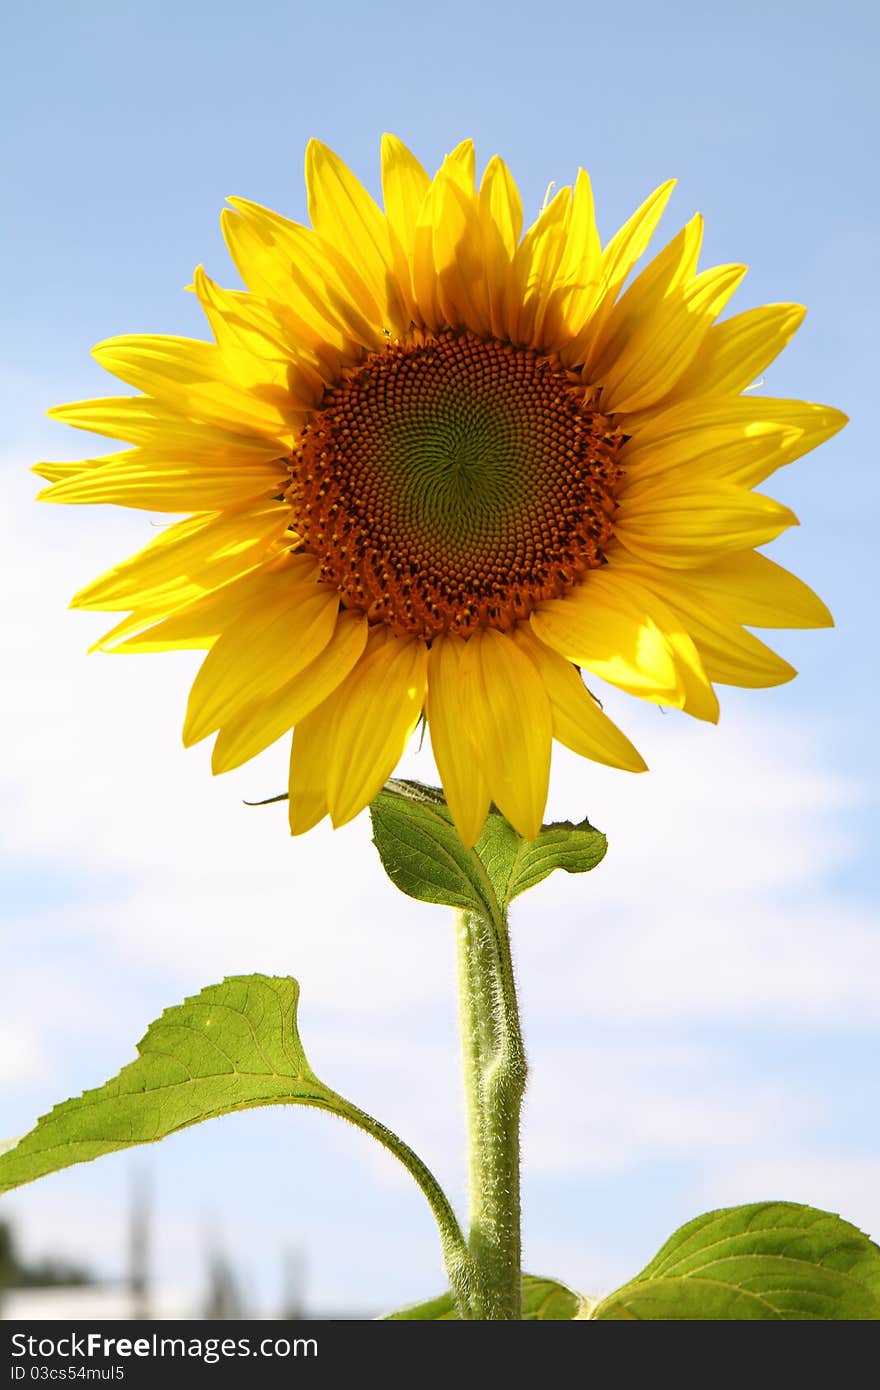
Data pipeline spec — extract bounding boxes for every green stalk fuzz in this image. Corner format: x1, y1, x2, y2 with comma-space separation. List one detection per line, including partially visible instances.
455, 907, 527, 1320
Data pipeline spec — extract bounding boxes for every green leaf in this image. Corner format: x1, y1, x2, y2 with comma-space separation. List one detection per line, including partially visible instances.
591, 1203, 880, 1320
520, 1273, 583, 1320
477, 814, 607, 905
0, 974, 472, 1296
370, 779, 606, 917
384, 1273, 584, 1320
0, 976, 365, 1194
369, 780, 500, 921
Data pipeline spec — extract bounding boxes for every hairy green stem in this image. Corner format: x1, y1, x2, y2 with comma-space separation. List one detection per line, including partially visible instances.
456, 907, 527, 1319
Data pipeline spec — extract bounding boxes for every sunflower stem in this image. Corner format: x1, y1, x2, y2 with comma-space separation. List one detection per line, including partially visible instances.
455, 906, 526, 1319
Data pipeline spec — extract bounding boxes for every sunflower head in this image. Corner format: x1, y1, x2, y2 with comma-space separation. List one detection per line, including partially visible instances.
38, 136, 846, 847
291, 329, 625, 639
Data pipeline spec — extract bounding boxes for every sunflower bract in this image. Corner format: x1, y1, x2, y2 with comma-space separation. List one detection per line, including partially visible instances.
39, 136, 846, 846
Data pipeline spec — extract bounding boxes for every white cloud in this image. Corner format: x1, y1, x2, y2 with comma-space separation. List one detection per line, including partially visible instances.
0, 1025, 49, 1093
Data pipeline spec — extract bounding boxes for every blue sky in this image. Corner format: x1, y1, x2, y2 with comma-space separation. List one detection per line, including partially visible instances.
1, 0, 878, 1317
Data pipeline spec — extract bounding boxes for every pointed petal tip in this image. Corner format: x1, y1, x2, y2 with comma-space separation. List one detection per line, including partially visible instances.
181, 708, 210, 750
622, 745, 650, 773
517, 816, 544, 843
288, 803, 329, 836
210, 744, 232, 777
304, 136, 332, 174
224, 197, 257, 217
327, 803, 358, 831
448, 811, 484, 850
647, 177, 677, 202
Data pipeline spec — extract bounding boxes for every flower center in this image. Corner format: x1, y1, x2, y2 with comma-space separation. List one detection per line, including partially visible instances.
289, 330, 624, 640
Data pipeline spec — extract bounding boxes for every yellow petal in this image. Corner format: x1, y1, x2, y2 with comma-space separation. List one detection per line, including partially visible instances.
683, 551, 833, 629
653, 302, 807, 406
460, 627, 552, 840
622, 395, 848, 489
31, 460, 84, 482
431, 176, 492, 334
222, 198, 380, 354
288, 698, 336, 835
192, 266, 325, 402
615, 481, 798, 568
104, 553, 318, 653
479, 154, 523, 258
326, 632, 428, 827
381, 133, 430, 254
511, 626, 647, 771
596, 179, 678, 293
47, 396, 290, 453
507, 186, 570, 346
539, 168, 602, 349
305, 139, 404, 330
426, 635, 491, 847
634, 573, 797, 687
37, 447, 288, 512
86, 589, 209, 653
212, 609, 368, 773
411, 178, 446, 332
585, 214, 703, 377
71, 499, 290, 611
562, 179, 677, 367
440, 139, 476, 193
91, 335, 301, 438
601, 263, 748, 414
381, 133, 430, 319
478, 155, 523, 337
531, 575, 682, 705
183, 583, 340, 746
413, 153, 500, 335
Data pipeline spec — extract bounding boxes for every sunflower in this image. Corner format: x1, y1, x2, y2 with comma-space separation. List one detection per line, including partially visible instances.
38, 137, 846, 846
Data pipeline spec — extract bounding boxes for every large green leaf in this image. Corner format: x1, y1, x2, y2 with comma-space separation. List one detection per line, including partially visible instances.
385, 1273, 583, 1320
370, 779, 606, 918
591, 1203, 880, 1320
0, 976, 377, 1194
